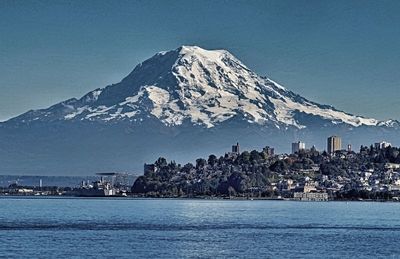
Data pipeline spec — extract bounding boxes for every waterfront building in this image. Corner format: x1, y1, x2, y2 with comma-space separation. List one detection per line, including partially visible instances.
293, 192, 328, 201
327, 136, 342, 154
303, 182, 317, 193
293, 182, 328, 201
76, 177, 116, 197
292, 141, 305, 154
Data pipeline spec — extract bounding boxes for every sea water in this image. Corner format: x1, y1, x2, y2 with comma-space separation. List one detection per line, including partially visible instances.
0, 198, 399, 258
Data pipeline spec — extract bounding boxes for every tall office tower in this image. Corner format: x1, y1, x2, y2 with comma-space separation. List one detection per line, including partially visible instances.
292, 141, 305, 154
232, 142, 240, 154
327, 136, 342, 154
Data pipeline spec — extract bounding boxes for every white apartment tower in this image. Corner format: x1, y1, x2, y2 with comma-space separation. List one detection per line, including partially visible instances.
292, 141, 306, 154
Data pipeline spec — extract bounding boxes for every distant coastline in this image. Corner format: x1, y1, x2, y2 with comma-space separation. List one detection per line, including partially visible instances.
1, 195, 400, 203
2, 141, 400, 202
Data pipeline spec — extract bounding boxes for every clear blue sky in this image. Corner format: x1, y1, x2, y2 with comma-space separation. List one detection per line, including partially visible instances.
1, 0, 399, 121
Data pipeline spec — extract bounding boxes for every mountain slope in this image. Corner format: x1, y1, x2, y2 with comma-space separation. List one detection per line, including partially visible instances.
0, 46, 398, 175
8, 46, 389, 129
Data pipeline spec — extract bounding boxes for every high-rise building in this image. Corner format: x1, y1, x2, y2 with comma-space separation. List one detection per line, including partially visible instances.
292, 141, 305, 154
327, 136, 342, 154
232, 142, 240, 154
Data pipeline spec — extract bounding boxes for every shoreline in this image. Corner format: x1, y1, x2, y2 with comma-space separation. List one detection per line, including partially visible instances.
0, 195, 399, 203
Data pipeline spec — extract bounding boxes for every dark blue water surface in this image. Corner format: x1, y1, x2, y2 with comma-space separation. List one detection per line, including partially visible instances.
1, 198, 400, 258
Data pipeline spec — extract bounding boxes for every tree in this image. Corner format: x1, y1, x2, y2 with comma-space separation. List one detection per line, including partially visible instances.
269, 160, 288, 173
168, 160, 178, 170
182, 163, 194, 173
250, 150, 262, 163
208, 154, 218, 167
131, 176, 148, 193
155, 157, 168, 168
196, 158, 207, 169
237, 151, 250, 164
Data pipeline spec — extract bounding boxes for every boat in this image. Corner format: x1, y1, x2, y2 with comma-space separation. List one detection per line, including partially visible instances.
74, 177, 117, 197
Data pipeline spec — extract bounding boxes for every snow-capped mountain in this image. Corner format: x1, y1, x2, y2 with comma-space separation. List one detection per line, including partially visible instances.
9, 46, 391, 129
1, 46, 399, 175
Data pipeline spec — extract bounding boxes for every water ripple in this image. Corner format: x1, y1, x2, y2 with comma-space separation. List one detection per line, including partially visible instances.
1, 223, 399, 231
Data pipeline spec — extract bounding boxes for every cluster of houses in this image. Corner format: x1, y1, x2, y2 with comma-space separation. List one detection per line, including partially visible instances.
274, 165, 400, 201
218, 137, 400, 201
268, 138, 400, 201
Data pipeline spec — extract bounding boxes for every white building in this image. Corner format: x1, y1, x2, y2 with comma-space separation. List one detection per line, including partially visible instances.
293, 192, 328, 201
292, 141, 305, 154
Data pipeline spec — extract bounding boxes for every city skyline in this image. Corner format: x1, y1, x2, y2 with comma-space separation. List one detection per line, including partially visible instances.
1, 0, 400, 121
2, 2, 400, 258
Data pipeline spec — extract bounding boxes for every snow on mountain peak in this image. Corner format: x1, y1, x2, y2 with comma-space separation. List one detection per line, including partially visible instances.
9, 45, 393, 129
